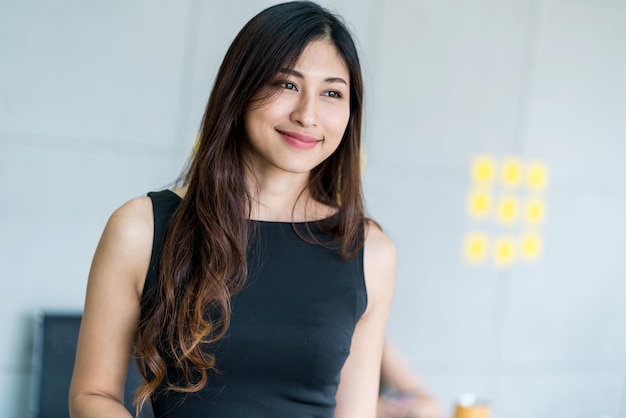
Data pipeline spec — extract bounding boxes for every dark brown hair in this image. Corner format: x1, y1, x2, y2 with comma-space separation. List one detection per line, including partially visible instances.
134, 1, 366, 410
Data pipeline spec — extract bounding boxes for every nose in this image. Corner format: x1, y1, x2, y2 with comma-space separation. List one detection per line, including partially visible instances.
290, 93, 318, 127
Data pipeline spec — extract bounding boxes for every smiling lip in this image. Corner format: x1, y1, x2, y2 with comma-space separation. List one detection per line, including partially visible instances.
277, 129, 321, 150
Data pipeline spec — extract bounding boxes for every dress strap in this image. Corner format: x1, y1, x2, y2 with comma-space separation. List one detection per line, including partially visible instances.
140, 190, 182, 315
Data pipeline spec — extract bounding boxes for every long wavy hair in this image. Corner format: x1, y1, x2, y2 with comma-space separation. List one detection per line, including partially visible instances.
134, 1, 366, 411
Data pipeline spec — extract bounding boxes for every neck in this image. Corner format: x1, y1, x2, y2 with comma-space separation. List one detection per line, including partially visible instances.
246, 167, 314, 222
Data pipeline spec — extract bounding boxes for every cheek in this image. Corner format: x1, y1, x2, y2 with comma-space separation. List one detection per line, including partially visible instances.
244, 108, 272, 138
326, 108, 351, 139
323, 101, 350, 129
244, 96, 286, 129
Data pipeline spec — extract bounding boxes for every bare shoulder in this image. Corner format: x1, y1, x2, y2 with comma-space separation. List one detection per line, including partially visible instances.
95, 196, 154, 297
362, 220, 397, 315
107, 195, 153, 231
104, 196, 153, 248
363, 220, 397, 271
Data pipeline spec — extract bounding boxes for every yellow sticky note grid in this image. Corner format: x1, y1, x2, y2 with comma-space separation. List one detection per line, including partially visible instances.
465, 155, 548, 268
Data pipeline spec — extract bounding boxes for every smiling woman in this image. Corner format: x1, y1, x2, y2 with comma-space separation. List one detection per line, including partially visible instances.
68, 2, 396, 418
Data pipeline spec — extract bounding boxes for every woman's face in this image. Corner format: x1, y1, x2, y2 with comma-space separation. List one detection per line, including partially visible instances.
243, 39, 351, 177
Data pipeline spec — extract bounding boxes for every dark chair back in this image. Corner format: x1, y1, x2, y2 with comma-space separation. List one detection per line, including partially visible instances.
29, 312, 154, 418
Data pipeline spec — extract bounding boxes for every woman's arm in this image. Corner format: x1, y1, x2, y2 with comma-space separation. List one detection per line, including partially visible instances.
334, 223, 397, 418
378, 341, 443, 418
381, 340, 436, 396
69, 197, 153, 417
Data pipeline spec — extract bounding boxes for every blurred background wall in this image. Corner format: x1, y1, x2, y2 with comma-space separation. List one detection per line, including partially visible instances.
1, 0, 625, 417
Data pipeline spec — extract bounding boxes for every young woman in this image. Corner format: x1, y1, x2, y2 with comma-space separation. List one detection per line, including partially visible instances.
69, 2, 396, 417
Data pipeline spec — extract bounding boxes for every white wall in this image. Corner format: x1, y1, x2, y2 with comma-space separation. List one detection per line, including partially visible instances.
1, 0, 625, 417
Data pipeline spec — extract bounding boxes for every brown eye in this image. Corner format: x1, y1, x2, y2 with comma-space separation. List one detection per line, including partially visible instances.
323, 90, 342, 98
280, 81, 298, 91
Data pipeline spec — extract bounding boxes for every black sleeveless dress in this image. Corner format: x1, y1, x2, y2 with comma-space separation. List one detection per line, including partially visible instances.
141, 190, 367, 417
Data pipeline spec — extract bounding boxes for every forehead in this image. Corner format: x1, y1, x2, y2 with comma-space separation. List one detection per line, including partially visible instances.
292, 39, 349, 78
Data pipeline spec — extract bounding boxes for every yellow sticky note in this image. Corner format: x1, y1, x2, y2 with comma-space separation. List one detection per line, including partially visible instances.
525, 198, 546, 225
520, 233, 542, 261
495, 236, 515, 266
471, 156, 495, 183
464, 232, 489, 264
497, 195, 518, 225
527, 161, 548, 190
501, 157, 522, 187
468, 189, 491, 219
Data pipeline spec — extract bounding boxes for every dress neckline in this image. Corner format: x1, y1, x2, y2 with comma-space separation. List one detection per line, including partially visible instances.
163, 189, 339, 225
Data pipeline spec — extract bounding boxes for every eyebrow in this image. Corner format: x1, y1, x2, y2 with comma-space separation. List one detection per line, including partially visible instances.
278, 68, 348, 85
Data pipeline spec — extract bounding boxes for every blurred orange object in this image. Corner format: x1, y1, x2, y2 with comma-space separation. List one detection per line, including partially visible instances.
454, 404, 491, 418
453, 394, 491, 418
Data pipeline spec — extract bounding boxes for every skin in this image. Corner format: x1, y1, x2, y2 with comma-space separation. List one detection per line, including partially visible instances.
69, 39, 396, 418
